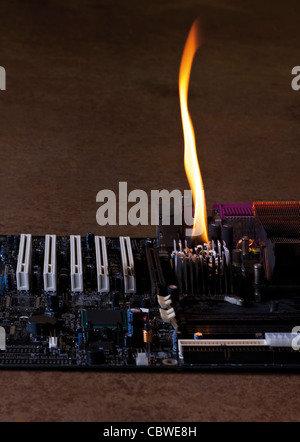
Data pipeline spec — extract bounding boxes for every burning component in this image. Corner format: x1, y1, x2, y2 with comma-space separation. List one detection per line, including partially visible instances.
1, 21, 300, 371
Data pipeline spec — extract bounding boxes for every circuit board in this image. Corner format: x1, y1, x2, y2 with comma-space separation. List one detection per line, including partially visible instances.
0, 202, 300, 370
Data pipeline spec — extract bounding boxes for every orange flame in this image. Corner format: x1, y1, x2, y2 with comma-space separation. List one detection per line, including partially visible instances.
179, 19, 208, 243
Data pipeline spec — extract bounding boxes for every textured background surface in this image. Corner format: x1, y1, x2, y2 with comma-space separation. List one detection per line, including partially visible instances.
0, 0, 299, 422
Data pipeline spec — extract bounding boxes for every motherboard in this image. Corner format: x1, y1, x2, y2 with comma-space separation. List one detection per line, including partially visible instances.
0, 201, 299, 370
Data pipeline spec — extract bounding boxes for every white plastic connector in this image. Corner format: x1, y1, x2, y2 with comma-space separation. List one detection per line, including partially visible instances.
159, 307, 178, 330
265, 332, 297, 347
119, 236, 136, 294
70, 235, 83, 292
157, 294, 172, 309
49, 336, 58, 349
224, 295, 244, 306
94, 236, 110, 293
177, 338, 267, 358
136, 352, 149, 366
16, 234, 32, 291
43, 234, 57, 292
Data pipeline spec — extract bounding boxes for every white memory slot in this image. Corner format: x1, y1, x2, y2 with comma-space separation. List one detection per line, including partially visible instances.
43, 234, 57, 292
70, 235, 83, 292
119, 236, 136, 294
94, 235, 110, 293
16, 234, 32, 291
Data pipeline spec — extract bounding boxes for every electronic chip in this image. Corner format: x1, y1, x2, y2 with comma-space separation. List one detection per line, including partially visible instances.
81, 309, 127, 329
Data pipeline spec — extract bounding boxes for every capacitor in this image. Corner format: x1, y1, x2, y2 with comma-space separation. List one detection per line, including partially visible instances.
127, 308, 144, 348
167, 285, 179, 304
221, 224, 233, 251
86, 343, 105, 366
208, 223, 221, 243
242, 236, 250, 256
254, 263, 264, 285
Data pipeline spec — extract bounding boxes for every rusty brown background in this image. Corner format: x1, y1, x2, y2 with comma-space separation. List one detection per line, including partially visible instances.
0, 0, 299, 422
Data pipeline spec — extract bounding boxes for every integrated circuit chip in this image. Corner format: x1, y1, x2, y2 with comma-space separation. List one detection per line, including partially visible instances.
81, 309, 126, 329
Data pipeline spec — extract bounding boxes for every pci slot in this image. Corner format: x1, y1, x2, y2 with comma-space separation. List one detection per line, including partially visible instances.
16, 234, 32, 291
119, 236, 136, 294
94, 236, 110, 293
178, 338, 267, 359
43, 234, 57, 292
70, 235, 83, 292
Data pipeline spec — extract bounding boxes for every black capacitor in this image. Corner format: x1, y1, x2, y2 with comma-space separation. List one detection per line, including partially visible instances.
254, 263, 264, 285
242, 236, 250, 256
208, 223, 221, 243
221, 224, 233, 251
86, 345, 105, 366
167, 285, 179, 304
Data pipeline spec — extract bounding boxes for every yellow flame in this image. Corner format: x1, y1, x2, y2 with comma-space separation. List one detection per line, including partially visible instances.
179, 19, 208, 243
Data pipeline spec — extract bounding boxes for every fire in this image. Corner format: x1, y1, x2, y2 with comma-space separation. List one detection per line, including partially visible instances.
179, 19, 208, 243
